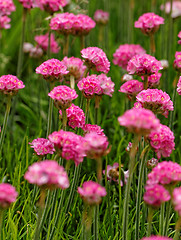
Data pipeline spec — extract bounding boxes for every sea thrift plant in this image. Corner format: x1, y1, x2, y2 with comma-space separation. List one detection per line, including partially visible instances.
0, 74, 25, 95
29, 138, 55, 156
147, 158, 158, 169
141, 236, 172, 240
19, 0, 35, 8
172, 187, 181, 216
24, 160, 69, 189
173, 52, 181, 72
113, 44, 146, 70
93, 10, 109, 25
177, 76, 181, 95
178, 31, 181, 45
0, 15, 11, 29
0, 0, 16, 16
83, 124, 105, 136
36, 0, 68, 14
146, 72, 162, 88
160, 60, 169, 70
81, 47, 110, 73
0, 183, 18, 209
96, 74, 115, 97
119, 80, 144, 100
160, 1, 181, 18
122, 74, 133, 82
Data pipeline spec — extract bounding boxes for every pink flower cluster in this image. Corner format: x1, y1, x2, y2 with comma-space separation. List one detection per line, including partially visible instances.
135, 89, 173, 118
172, 187, 181, 216
0, 74, 25, 95
36, 59, 69, 82
34, 33, 60, 54
173, 52, 181, 71
81, 47, 110, 73
96, 74, 115, 97
113, 44, 146, 70
59, 104, 85, 129
0, 15, 11, 29
48, 130, 86, 166
24, 160, 69, 189
127, 54, 163, 76
160, 1, 181, 18
50, 13, 96, 36
177, 76, 181, 95
141, 236, 172, 240
148, 124, 175, 159
48, 85, 78, 110
29, 138, 55, 156
83, 124, 105, 136
0, 0, 16, 16
93, 9, 109, 25
118, 108, 160, 136
36, 0, 68, 14
135, 12, 164, 35
78, 180, 106, 205
146, 72, 162, 88
0, 183, 18, 209
19, 0, 35, 9
119, 80, 144, 100
178, 31, 181, 45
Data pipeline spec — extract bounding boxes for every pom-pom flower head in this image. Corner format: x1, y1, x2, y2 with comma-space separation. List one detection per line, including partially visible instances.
78, 181, 106, 205
19, 0, 35, 9
0, 75, 25, 96
36, 0, 68, 14
0, 16, 11, 29
96, 74, 115, 97
93, 10, 109, 25
0, 183, 18, 209
35, 33, 60, 54
172, 187, 181, 216
83, 124, 105, 136
0, 0, 16, 16
173, 52, 181, 72
29, 138, 55, 156
72, 14, 96, 36
119, 80, 144, 100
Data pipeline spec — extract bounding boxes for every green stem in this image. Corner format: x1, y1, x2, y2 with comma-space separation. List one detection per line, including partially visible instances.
96, 158, 102, 184
47, 29, 51, 59
150, 34, 155, 55
80, 35, 85, 51
173, 216, 181, 240
98, 25, 104, 48
46, 82, 55, 137
62, 108, 67, 131
163, 201, 172, 236
85, 99, 90, 123
147, 207, 154, 237
159, 203, 165, 235
0, 210, 3, 240
70, 75, 75, 89
63, 34, 69, 56
93, 205, 99, 240
82, 205, 93, 240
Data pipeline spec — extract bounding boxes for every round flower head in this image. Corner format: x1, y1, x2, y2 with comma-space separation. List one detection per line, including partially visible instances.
127, 54, 163, 76
93, 10, 109, 25
148, 124, 175, 159
0, 15, 11, 29
144, 184, 170, 208
119, 80, 144, 100
48, 130, 86, 166
135, 12, 164, 35
83, 124, 105, 136
29, 47, 43, 58
81, 47, 110, 73
147, 158, 158, 169
24, 160, 69, 189
160, 60, 169, 70
135, 89, 173, 118
147, 72, 162, 88
160, 1, 181, 19
35, 33, 60, 54
36, 0, 68, 14
146, 161, 181, 186
141, 237, 172, 240
96, 74, 115, 97
173, 52, 181, 72
23, 42, 34, 53
78, 180, 106, 205
113, 44, 146, 70
0, 183, 18, 209
72, 14, 96, 36
59, 104, 85, 129
172, 187, 181, 216
36, 59, 69, 82
48, 85, 78, 110
29, 138, 55, 156
0, 0, 16, 16
177, 76, 181, 95
118, 108, 160, 136
0, 75, 25, 96
19, 0, 35, 8
122, 74, 133, 82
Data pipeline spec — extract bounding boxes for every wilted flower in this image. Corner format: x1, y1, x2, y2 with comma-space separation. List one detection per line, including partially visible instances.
35, 33, 60, 54
93, 10, 109, 25
0, 183, 18, 209
29, 138, 55, 156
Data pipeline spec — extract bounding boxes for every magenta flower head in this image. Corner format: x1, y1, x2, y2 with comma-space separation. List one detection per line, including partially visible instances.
81, 47, 110, 73
173, 51, 181, 72
0, 0, 16, 16
24, 160, 69, 189
146, 72, 162, 88
119, 80, 144, 100
78, 181, 106, 205
36, 0, 68, 14
135, 12, 164, 36
96, 74, 115, 97
36, 58, 69, 82
177, 76, 181, 95
0, 183, 18, 209
135, 89, 173, 118
19, 0, 35, 9
48, 85, 78, 110
141, 236, 172, 240
113, 44, 146, 70
127, 54, 163, 76
83, 124, 105, 136
29, 138, 55, 156
72, 14, 96, 36
0, 16, 11, 29
93, 9, 109, 25
178, 31, 181, 45
148, 124, 175, 159
172, 187, 181, 216
118, 108, 160, 136
0, 75, 25, 96
59, 104, 85, 129
35, 33, 60, 54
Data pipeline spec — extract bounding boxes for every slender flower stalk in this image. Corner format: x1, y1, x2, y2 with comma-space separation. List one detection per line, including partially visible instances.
147, 207, 154, 237
46, 82, 54, 137
70, 75, 75, 89
144, 76, 148, 90
61, 108, 67, 130
173, 217, 181, 240
63, 35, 69, 56
0, 209, 3, 239
80, 35, 85, 51
150, 34, 155, 55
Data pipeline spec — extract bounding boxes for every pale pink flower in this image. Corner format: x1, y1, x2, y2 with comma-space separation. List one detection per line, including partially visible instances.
147, 158, 158, 169
93, 9, 109, 25
135, 89, 173, 118
126, 142, 132, 152
113, 44, 146, 70
29, 46, 43, 58
118, 108, 160, 136
29, 138, 55, 156
127, 54, 163, 76
78, 180, 106, 205
0, 75, 25, 95
34, 33, 60, 53
135, 13, 164, 35
36, 58, 69, 82
24, 160, 69, 189
81, 47, 110, 73
160, 1, 181, 18
96, 74, 115, 97
23, 42, 34, 53
83, 124, 105, 136
141, 236, 172, 240
178, 31, 181, 44
144, 184, 170, 208
148, 124, 175, 159
59, 104, 85, 129
172, 187, 181, 216
0, 183, 18, 209
19, 0, 35, 8
0, 0, 16, 16
177, 76, 181, 95
35, 0, 68, 13
0, 15, 11, 29
48, 85, 78, 110
119, 80, 144, 100
173, 51, 181, 71
160, 60, 169, 69
122, 74, 133, 82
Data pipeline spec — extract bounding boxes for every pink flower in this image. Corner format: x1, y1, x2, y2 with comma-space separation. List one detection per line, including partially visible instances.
0, 183, 18, 209
113, 44, 146, 70
24, 160, 69, 189
59, 104, 85, 129
0, 75, 25, 95
48, 85, 78, 110
29, 138, 55, 156
147, 72, 162, 88
141, 237, 172, 240
135, 89, 173, 118
23, 42, 34, 53
148, 124, 175, 159
35, 0, 68, 14
83, 124, 105, 136
96, 74, 115, 97
173, 51, 181, 72
0, 0, 16, 16
29, 46, 43, 58
160, 60, 169, 69
81, 47, 110, 73
177, 76, 181, 95
122, 74, 133, 82
93, 9, 109, 25
147, 158, 158, 169
160, 1, 181, 18
146, 161, 181, 186
178, 31, 181, 45
143, 184, 170, 208
0, 15, 11, 29
172, 187, 181, 216
127, 54, 163, 76
35, 33, 60, 53
119, 80, 144, 100
78, 180, 106, 205
19, 0, 35, 8
126, 142, 132, 152
118, 108, 160, 136
48, 130, 86, 166
135, 12, 164, 35
36, 59, 69, 82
